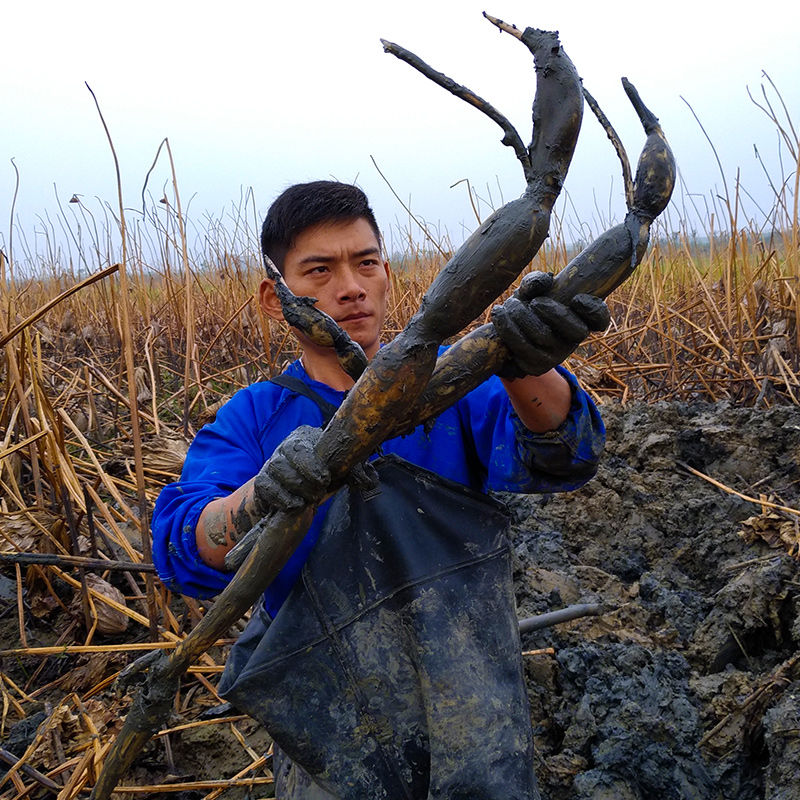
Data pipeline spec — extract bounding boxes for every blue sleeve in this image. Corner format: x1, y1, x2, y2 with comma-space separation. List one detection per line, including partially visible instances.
151, 388, 268, 599
151, 482, 231, 599
457, 366, 605, 494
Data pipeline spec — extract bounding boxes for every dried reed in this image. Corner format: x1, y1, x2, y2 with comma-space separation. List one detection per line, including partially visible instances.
0, 78, 797, 798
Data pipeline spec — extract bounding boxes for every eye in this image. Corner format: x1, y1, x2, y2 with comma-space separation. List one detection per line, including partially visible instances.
305, 265, 329, 275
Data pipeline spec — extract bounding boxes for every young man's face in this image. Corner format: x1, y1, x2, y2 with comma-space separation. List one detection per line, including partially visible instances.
260, 217, 391, 360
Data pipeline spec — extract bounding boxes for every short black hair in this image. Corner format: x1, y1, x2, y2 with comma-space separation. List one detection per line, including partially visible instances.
261, 181, 382, 273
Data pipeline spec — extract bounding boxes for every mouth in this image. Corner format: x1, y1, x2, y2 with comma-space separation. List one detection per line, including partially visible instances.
338, 312, 371, 323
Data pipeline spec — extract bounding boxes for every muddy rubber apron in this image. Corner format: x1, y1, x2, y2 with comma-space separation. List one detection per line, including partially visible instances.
219, 376, 539, 800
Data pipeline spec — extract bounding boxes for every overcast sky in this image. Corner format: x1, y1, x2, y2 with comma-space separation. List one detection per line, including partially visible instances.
3, 0, 798, 265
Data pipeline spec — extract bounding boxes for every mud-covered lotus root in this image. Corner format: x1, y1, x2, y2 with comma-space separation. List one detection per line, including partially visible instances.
623, 78, 676, 221
265, 254, 369, 383
89, 18, 676, 800
253, 425, 331, 514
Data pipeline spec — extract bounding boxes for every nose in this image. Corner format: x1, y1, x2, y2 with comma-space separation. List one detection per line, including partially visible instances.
335, 267, 367, 303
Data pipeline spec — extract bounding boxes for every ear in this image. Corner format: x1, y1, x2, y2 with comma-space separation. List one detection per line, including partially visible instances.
258, 279, 284, 322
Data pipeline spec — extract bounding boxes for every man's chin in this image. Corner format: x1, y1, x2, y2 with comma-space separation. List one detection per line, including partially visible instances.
340, 324, 377, 347
351, 335, 381, 360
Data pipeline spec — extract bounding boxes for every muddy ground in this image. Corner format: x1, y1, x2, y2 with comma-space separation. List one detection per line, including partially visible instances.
2, 400, 799, 799
510, 400, 800, 800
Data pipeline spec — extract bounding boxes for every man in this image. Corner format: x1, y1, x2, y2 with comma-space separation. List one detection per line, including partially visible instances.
152, 181, 607, 798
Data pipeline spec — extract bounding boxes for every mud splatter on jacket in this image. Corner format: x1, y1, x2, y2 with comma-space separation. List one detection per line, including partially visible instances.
152, 355, 604, 616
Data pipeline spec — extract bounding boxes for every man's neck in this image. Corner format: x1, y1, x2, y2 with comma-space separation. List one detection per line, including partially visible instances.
298, 338, 382, 391
299, 352, 356, 392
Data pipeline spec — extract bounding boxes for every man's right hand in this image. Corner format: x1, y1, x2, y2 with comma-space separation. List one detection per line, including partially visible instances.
197, 424, 379, 571
253, 425, 331, 514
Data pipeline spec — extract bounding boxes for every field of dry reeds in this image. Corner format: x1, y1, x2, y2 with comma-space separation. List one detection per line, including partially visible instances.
0, 87, 798, 798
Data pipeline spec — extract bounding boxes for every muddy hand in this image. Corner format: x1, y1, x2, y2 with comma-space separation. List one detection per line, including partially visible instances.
252, 426, 379, 514
491, 271, 610, 378
253, 426, 331, 514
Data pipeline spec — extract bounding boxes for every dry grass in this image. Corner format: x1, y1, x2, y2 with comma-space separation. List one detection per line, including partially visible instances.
0, 86, 798, 798
1, 218, 798, 798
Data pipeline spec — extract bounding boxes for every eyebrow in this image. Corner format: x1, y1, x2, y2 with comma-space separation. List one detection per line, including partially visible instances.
298, 247, 381, 264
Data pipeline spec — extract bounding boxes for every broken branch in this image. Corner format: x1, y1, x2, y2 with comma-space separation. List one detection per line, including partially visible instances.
0, 551, 156, 574
381, 38, 532, 179
583, 87, 634, 208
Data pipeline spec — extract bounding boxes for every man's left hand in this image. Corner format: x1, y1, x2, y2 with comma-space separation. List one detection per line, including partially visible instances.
491, 271, 610, 379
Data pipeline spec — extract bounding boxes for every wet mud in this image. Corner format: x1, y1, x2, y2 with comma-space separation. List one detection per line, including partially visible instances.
508, 399, 800, 799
